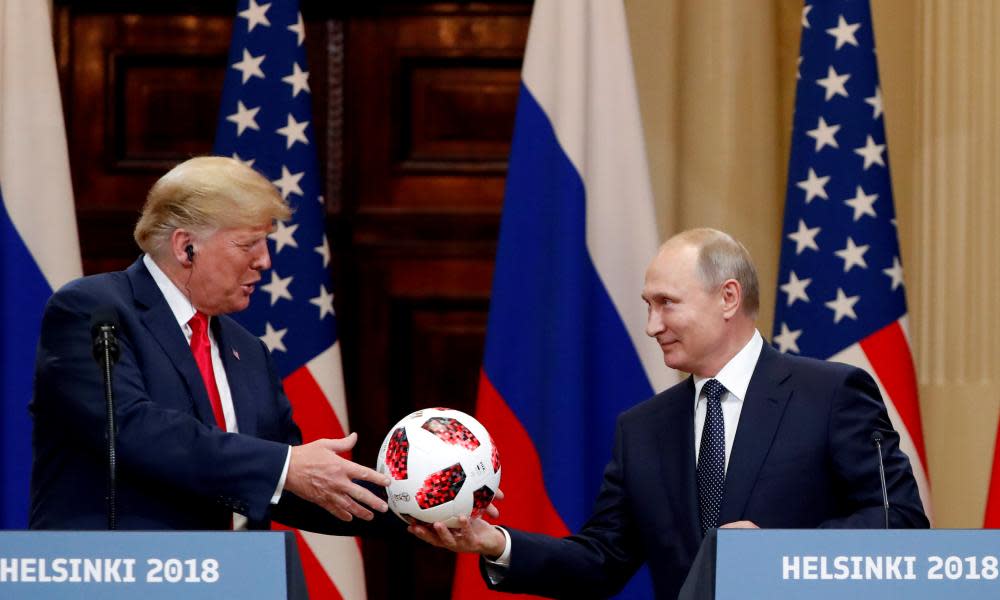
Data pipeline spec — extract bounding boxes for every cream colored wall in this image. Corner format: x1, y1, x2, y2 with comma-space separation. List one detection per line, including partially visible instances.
896, 0, 1000, 527
625, 0, 1000, 527
626, 0, 784, 338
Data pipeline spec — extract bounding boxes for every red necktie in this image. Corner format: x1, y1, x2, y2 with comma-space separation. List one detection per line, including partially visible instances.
190, 312, 236, 529
188, 311, 227, 430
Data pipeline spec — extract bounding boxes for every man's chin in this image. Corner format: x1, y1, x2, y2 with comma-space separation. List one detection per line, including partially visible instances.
661, 352, 689, 372
227, 298, 252, 313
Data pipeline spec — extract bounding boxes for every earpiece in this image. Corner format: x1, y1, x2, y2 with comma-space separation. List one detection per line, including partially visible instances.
185, 244, 195, 263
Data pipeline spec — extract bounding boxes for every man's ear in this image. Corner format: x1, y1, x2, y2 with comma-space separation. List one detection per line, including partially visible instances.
169, 229, 195, 266
720, 279, 743, 319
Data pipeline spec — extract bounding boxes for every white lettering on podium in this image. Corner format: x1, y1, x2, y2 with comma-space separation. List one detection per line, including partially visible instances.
0, 558, 139, 583
68, 557, 82, 582
0, 558, 17, 581
783, 555, 799, 579
782, 555, 923, 580
20, 557, 37, 582
865, 556, 882, 579
832, 556, 850, 579
123, 558, 136, 582
802, 555, 818, 579
50, 558, 68, 582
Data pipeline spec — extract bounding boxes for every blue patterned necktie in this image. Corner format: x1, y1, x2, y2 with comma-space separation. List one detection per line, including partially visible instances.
697, 379, 727, 535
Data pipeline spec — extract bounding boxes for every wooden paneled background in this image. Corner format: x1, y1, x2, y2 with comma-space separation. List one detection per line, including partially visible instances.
52, 1, 530, 597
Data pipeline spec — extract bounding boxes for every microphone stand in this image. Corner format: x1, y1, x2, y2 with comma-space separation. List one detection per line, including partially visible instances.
871, 431, 890, 529
92, 313, 120, 530
99, 335, 117, 530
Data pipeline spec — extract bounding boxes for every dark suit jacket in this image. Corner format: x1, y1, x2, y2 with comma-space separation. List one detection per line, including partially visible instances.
30, 258, 385, 535
485, 343, 929, 599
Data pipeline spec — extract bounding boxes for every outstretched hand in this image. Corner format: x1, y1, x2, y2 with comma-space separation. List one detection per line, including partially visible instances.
284, 432, 391, 521
408, 489, 507, 559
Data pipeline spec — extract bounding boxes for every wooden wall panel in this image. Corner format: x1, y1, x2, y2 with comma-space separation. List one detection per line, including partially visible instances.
55, 6, 233, 273
333, 7, 528, 598
112, 53, 225, 166
54, 2, 531, 598
403, 60, 521, 170
344, 10, 525, 215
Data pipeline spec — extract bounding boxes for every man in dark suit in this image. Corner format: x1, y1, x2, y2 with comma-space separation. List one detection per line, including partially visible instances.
412, 228, 929, 598
30, 156, 393, 532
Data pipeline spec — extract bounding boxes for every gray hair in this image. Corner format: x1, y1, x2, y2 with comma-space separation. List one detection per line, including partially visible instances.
669, 228, 760, 318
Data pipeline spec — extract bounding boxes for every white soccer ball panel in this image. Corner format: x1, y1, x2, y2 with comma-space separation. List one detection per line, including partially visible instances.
376, 408, 501, 526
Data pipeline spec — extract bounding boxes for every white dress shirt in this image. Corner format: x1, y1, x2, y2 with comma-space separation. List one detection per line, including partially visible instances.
692, 329, 764, 471
143, 255, 290, 528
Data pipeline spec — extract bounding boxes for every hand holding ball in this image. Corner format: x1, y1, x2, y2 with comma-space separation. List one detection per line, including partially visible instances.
376, 408, 501, 527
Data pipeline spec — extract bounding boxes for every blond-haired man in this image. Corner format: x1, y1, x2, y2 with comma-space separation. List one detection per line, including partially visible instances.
30, 157, 392, 532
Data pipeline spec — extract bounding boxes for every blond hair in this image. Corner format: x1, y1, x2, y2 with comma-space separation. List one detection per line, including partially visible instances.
134, 156, 291, 256
668, 228, 760, 318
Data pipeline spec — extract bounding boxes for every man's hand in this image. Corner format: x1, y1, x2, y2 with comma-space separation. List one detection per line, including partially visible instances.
410, 517, 507, 559
408, 489, 506, 558
720, 520, 759, 529
284, 432, 391, 521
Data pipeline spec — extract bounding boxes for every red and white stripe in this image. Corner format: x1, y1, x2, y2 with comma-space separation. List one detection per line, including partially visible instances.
280, 341, 367, 600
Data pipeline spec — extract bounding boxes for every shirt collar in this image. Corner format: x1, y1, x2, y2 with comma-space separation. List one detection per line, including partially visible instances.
143, 253, 199, 330
693, 329, 764, 403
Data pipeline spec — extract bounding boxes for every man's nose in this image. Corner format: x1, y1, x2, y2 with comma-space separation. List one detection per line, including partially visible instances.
253, 246, 271, 271
645, 309, 663, 338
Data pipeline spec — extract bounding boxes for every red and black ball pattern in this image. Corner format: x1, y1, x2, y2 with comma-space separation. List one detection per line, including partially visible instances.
416, 463, 467, 509
385, 427, 409, 480
471, 485, 496, 518
422, 417, 480, 451
490, 435, 500, 472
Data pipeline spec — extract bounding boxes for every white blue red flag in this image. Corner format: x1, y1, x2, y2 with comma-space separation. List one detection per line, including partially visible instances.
773, 0, 931, 517
213, 1, 365, 598
452, 1, 675, 598
0, 0, 82, 529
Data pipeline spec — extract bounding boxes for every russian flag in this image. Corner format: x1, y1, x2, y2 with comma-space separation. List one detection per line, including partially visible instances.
452, 1, 675, 598
0, 0, 82, 529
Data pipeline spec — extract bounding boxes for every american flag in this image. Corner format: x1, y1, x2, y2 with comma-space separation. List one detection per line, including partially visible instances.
773, 0, 931, 518
213, 1, 366, 598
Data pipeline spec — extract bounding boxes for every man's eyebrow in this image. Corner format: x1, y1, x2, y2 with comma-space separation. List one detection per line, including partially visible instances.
230, 236, 264, 247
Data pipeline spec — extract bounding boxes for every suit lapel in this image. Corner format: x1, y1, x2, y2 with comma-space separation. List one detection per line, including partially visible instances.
127, 259, 218, 428
719, 344, 792, 523
655, 377, 701, 542
215, 316, 257, 436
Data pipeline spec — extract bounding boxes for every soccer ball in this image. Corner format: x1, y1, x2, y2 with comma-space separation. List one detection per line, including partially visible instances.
376, 407, 501, 527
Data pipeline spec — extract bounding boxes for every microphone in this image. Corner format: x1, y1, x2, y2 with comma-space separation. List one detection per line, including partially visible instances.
871, 431, 890, 529
90, 307, 120, 365
90, 306, 120, 530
